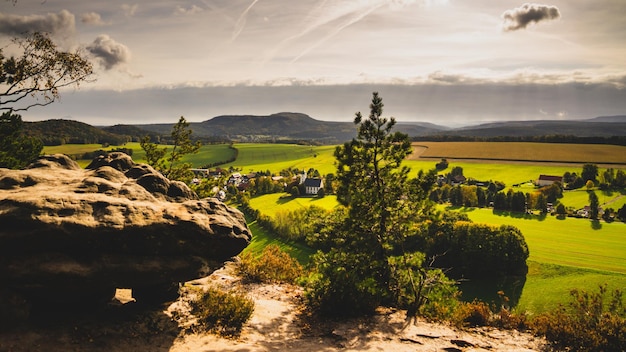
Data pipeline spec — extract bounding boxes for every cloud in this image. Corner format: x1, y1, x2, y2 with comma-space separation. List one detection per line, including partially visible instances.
81, 12, 107, 26
175, 5, 204, 16
0, 9, 75, 37
86, 34, 131, 70
121, 4, 139, 17
501, 3, 560, 31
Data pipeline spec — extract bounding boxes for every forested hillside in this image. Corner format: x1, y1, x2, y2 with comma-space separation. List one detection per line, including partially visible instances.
24, 120, 129, 146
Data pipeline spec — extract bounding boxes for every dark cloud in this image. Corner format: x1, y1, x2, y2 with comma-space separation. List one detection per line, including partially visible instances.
502, 3, 560, 31
86, 35, 131, 70
0, 9, 75, 36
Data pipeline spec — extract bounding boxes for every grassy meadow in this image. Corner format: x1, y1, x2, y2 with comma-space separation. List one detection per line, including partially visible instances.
42, 141, 626, 313
221, 143, 338, 175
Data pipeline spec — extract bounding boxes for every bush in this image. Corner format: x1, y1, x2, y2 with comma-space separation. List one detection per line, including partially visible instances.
451, 295, 528, 330
189, 286, 255, 336
531, 285, 626, 351
302, 250, 384, 317
237, 245, 303, 284
453, 300, 492, 327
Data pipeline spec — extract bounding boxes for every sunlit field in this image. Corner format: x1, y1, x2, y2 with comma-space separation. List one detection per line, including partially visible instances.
221, 143, 337, 175
43, 141, 626, 313
249, 193, 340, 217
411, 141, 626, 165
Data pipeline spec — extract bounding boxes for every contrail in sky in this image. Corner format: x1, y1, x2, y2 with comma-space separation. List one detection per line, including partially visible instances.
291, 2, 385, 63
232, 0, 260, 41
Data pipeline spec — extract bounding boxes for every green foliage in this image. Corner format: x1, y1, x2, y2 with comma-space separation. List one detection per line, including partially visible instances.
425, 221, 529, 279
388, 252, 459, 320
531, 285, 626, 352
140, 116, 201, 181
618, 204, 626, 222
303, 92, 455, 319
290, 185, 300, 197
582, 163, 599, 182
271, 205, 329, 241
237, 244, 303, 284
303, 249, 385, 317
24, 119, 129, 146
588, 190, 600, 220
189, 286, 255, 337
0, 31, 93, 112
0, 112, 43, 169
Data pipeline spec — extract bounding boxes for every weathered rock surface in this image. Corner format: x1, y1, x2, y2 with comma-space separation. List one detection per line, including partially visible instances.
0, 153, 251, 314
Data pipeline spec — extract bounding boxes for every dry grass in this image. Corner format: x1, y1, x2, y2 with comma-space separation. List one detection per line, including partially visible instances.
411, 142, 626, 165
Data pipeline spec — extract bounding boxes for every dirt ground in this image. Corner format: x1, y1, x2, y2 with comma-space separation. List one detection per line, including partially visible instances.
0, 263, 548, 352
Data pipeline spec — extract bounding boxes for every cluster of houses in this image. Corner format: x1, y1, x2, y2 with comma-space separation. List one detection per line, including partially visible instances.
191, 167, 324, 197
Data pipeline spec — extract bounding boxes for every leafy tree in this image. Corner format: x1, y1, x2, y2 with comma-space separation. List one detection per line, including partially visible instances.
0, 111, 43, 168
304, 92, 454, 318
140, 116, 201, 181
588, 191, 600, 220
618, 204, 626, 222
1, 32, 93, 112
290, 185, 300, 198
585, 179, 595, 190
493, 191, 508, 210
450, 166, 463, 178
555, 203, 567, 218
602, 208, 614, 222
535, 193, 548, 213
539, 182, 563, 203
581, 163, 599, 183
510, 191, 526, 213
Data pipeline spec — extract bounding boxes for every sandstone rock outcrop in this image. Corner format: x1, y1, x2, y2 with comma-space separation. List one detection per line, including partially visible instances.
0, 153, 251, 314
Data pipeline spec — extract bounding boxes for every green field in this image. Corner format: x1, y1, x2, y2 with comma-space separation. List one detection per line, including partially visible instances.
446, 206, 626, 274
249, 193, 626, 313
41, 141, 626, 313
222, 143, 337, 175
249, 193, 340, 217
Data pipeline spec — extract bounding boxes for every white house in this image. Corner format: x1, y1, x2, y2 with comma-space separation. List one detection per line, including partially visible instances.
300, 171, 324, 195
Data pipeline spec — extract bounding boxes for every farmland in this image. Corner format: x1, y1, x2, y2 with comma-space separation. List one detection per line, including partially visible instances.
411, 141, 626, 165
41, 141, 626, 313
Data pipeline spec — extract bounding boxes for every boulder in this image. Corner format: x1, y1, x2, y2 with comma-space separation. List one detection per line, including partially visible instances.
0, 153, 251, 314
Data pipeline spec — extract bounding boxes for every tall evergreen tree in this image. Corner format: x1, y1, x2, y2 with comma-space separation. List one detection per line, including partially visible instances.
588, 190, 600, 220
304, 92, 454, 318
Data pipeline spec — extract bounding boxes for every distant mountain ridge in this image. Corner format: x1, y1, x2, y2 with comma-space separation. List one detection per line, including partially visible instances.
131, 112, 449, 143
586, 115, 626, 122
25, 113, 626, 145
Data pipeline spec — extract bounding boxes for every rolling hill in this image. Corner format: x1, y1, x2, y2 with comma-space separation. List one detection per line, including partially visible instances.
24, 113, 626, 145
132, 112, 450, 143
24, 119, 129, 146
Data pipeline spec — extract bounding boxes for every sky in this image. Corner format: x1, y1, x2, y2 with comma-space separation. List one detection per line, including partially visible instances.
1, 0, 625, 126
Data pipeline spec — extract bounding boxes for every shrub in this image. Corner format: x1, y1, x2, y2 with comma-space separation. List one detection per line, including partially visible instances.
237, 245, 303, 284
189, 286, 254, 336
302, 249, 388, 318
531, 285, 626, 351
453, 300, 492, 327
